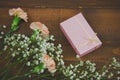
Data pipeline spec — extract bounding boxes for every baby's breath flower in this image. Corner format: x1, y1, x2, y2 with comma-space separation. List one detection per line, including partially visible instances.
12, 53, 15, 57
3, 25, 6, 28
1, 32, 4, 35
108, 72, 113, 79
26, 61, 31, 66
117, 77, 120, 80
117, 71, 120, 74
3, 45, 8, 51
28, 75, 31, 78
23, 53, 27, 58
76, 55, 80, 58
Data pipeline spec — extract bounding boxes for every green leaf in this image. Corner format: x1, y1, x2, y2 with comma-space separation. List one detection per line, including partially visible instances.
33, 63, 44, 73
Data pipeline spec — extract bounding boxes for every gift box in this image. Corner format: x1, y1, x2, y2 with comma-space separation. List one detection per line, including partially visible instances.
60, 13, 102, 57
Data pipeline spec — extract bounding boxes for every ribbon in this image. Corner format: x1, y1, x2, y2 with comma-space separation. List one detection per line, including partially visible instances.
75, 17, 99, 48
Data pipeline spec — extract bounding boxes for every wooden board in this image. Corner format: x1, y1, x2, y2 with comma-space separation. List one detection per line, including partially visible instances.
0, 0, 120, 74
0, 0, 120, 8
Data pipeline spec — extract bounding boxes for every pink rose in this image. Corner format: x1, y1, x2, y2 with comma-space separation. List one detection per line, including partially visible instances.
30, 22, 49, 37
43, 54, 56, 73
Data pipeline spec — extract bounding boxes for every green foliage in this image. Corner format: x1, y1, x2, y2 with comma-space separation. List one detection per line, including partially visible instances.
33, 63, 45, 73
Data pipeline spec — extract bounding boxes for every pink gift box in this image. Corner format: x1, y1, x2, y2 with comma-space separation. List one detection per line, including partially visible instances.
60, 13, 102, 57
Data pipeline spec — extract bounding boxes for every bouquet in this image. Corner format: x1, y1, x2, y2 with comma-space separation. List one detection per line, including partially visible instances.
0, 8, 120, 80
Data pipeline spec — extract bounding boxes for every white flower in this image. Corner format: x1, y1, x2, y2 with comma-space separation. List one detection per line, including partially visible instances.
3, 45, 8, 51
26, 61, 31, 66
1, 32, 4, 35
76, 55, 80, 58
9, 8, 28, 22
3, 25, 6, 28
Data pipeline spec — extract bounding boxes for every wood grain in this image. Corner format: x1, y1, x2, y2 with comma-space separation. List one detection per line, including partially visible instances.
0, 0, 120, 8
0, 1, 120, 78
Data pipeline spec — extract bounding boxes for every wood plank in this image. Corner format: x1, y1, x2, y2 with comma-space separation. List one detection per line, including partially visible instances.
0, 1, 120, 79
0, 8, 120, 65
0, 0, 120, 8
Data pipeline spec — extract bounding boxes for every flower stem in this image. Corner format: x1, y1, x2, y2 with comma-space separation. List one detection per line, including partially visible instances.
7, 61, 26, 80
11, 15, 21, 32
5, 54, 10, 60
0, 58, 24, 76
1, 72, 9, 80
33, 73, 53, 80
7, 72, 32, 80
0, 57, 13, 76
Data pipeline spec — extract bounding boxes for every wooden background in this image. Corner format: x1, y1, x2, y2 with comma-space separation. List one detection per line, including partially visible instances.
0, 0, 120, 70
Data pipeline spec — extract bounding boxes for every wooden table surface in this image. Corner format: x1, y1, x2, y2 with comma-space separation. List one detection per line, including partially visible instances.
0, 0, 120, 70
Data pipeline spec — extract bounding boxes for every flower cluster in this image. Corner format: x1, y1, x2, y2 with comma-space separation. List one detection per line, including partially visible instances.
60, 57, 120, 80
0, 25, 6, 50
2, 20, 64, 79
4, 30, 62, 74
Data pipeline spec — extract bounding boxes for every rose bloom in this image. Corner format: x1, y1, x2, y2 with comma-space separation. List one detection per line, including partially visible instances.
43, 54, 56, 73
9, 8, 28, 22
30, 22, 49, 37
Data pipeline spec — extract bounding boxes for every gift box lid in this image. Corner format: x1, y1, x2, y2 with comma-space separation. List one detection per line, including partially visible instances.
60, 13, 102, 57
